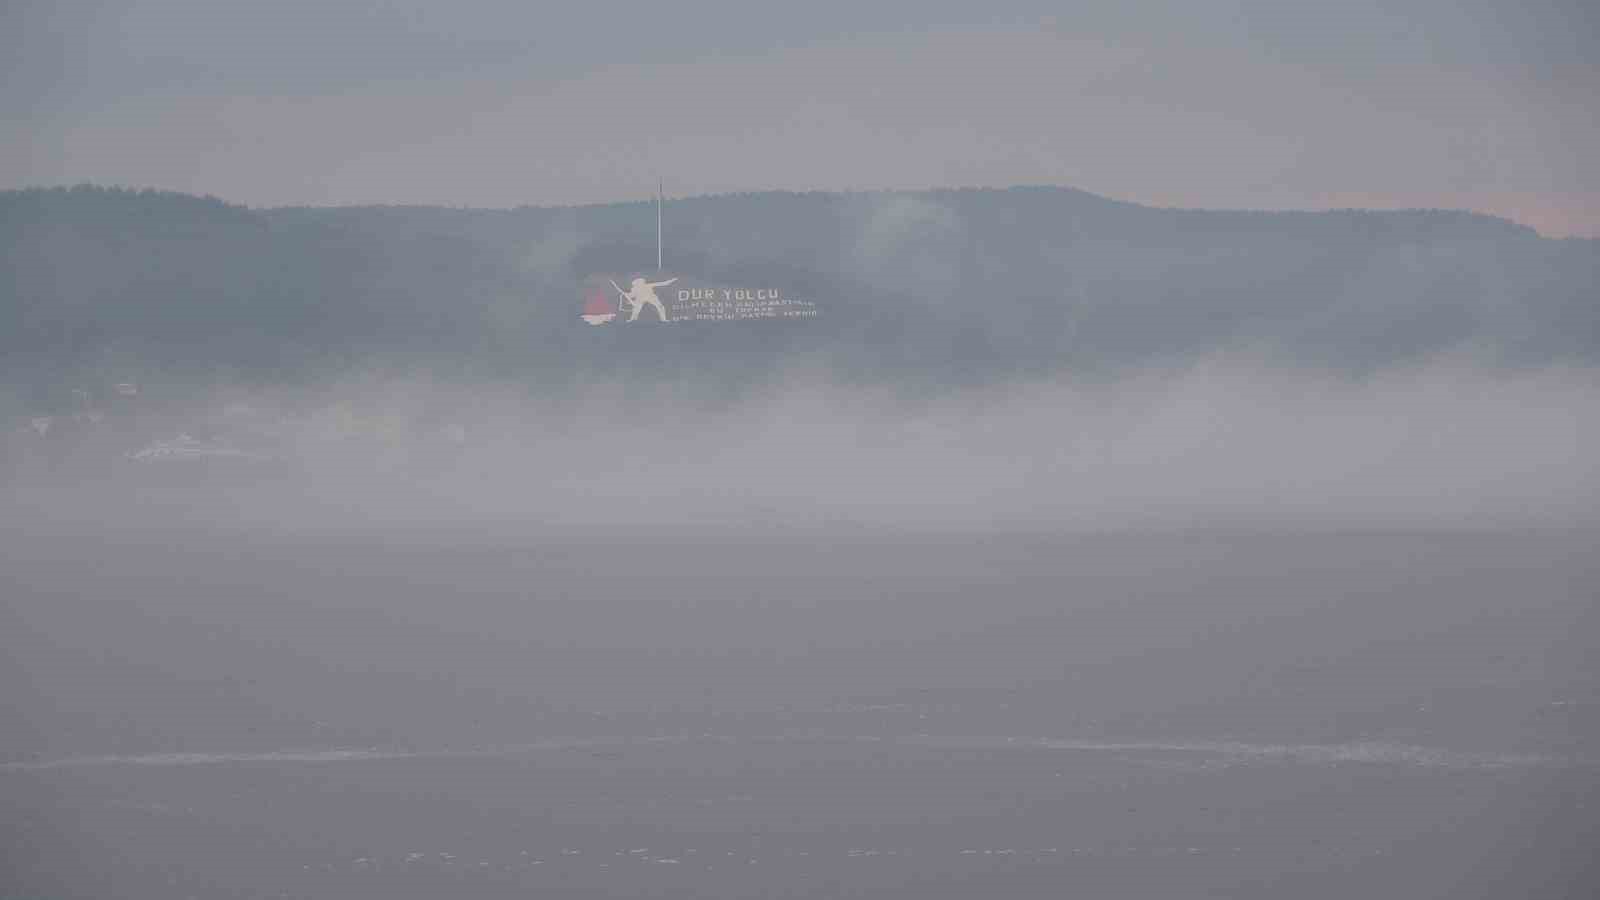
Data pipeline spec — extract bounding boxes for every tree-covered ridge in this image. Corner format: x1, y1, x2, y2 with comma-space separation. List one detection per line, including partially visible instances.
2, 184, 1594, 395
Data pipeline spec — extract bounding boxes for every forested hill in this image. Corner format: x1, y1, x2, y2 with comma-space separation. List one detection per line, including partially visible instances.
3, 184, 1594, 396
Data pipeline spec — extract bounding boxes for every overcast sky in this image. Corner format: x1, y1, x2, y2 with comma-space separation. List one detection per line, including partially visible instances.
4, 1, 1596, 235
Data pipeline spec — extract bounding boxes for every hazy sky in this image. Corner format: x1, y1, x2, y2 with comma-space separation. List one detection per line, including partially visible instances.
4, 1, 1596, 235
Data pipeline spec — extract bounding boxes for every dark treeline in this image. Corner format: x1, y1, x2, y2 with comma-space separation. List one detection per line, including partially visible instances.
3, 184, 1595, 411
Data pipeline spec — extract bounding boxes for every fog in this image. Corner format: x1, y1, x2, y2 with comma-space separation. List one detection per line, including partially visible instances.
6, 358, 1596, 536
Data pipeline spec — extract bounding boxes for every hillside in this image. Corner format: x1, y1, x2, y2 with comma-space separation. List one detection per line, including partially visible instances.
3, 184, 1594, 405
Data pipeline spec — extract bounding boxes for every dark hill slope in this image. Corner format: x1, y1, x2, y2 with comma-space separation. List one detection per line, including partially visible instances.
3, 185, 1593, 393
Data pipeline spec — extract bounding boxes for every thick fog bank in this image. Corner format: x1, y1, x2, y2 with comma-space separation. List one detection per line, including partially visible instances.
5, 360, 1596, 534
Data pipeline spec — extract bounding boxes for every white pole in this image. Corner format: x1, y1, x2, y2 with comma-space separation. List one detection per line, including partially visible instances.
656, 180, 663, 272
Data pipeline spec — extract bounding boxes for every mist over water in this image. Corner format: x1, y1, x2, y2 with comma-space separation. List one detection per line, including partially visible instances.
6, 358, 1599, 895
6, 359, 1598, 534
